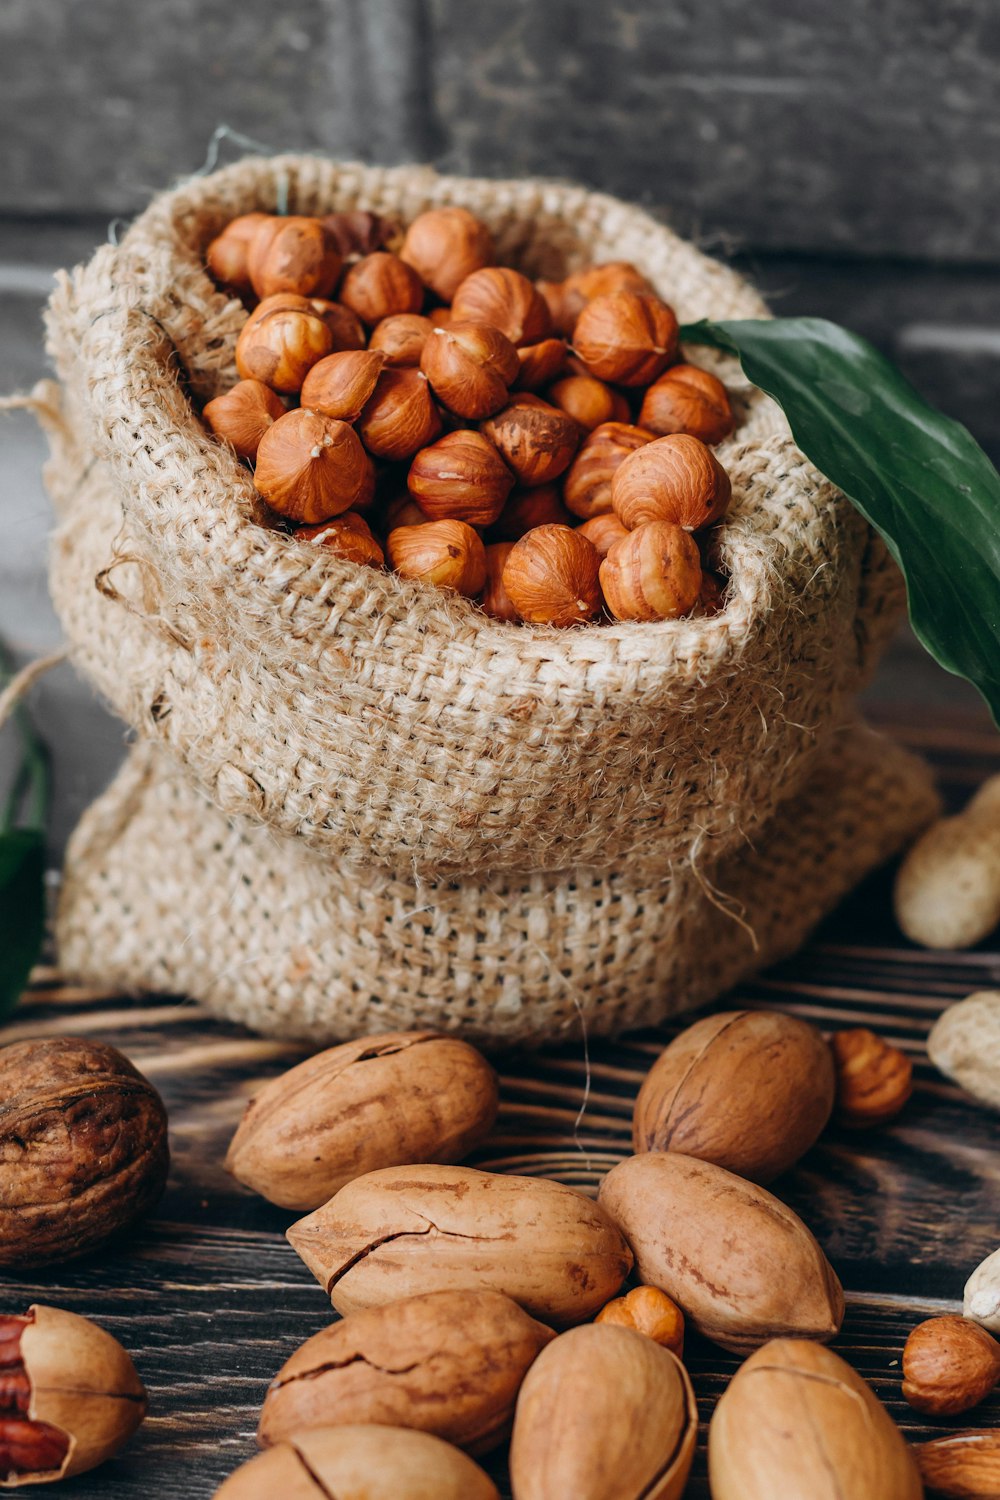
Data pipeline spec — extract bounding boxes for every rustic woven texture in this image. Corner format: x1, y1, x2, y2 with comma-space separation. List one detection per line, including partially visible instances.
44, 156, 905, 883
56, 730, 937, 1047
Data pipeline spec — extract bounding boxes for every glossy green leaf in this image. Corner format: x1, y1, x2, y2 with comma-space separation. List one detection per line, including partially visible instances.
0, 828, 45, 1017
680, 316, 1000, 726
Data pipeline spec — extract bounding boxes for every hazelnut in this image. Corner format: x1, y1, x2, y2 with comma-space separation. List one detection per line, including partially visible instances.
573, 291, 679, 386
611, 433, 732, 531
369, 313, 434, 367
338, 251, 425, 327
388, 519, 487, 596
547, 374, 623, 432
563, 421, 656, 520
0, 1036, 169, 1267
451, 266, 552, 346
577, 512, 630, 558
600, 520, 703, 622
502, 524, 602, 626
535, 278, 575, 337
205, 212, 274, 295
320, 209, 401, 259
247, 215, 342, 300
420, 322, 519, 420
595, 1285, 685, 1357
698, 569, 727, 616
903, 1316, 1000, 1415
427, 305, 454, 328
202, 379, 286, 462
488, 484, 574, 543
561, 260, 657, 329
300, 349, 386, 421
480, 395, 581, 487
306, 299, 367, 352
400, 206, 495, 303
830, 1028, 913, 1128
296, 512, 385, 568
235, 295, 335, 393
357, 368, 443, 462
255, 409, 375, 523
408, 430, 514, 526
513, 337, 569, 391
639, 363, 736, 445
384, 492, 428, 530
481, 541, 519, 622
0, 1305, 146, 1483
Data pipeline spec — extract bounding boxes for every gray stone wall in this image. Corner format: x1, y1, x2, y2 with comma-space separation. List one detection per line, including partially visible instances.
1, 0, 997, 849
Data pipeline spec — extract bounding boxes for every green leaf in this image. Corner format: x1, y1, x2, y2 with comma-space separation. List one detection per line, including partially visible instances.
680, 316, 1000, 726
0, 828, 45, 1017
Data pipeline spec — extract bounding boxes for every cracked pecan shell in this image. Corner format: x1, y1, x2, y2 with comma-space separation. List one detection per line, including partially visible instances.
0, 1037, 169, 1267
286, 1163, 633, 1326
258, 1288, 554, 1454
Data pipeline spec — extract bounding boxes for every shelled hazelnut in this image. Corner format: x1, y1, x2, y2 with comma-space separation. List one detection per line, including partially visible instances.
357, 368, 442, 461
481, 541, 519, 622
548, 374, 629, 431
307, 299, 367, 351
420, 322, 519, 419
296, 512, 385, 568
206, 212, 274, 296
408, 430, 514, 526
321, 209, 401, 259
388, 519, 487, 596
202, 379, 286, 461
247, 216, 342, 301
339, 252, 425, 327
235, 295, 335, 393
300, 350, 386, 422
481, 395, 581, 487
600, 521, 703, 622
573, 291, 679, 386
400, 206, 496, 302
577, 512, 630, 558
563, 422, 655, 520
612, 433, 732, 531
489, 484, 574, 543
502, 525, 603, 626
369, 313, 434, 367
639, 363, 735, 444
255, 409, 375, 522
514, 338, 569, 391
451, 266, 552, 346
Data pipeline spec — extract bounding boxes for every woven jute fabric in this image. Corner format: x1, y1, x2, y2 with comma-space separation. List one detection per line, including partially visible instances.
44, 156, 905, 883
56, 729, 937, 1047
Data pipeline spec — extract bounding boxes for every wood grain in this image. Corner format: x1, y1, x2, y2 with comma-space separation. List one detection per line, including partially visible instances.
0, 701, 996, 1496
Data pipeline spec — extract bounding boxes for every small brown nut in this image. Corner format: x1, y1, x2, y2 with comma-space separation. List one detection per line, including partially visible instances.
710, 1339, 923, 1500
205, 212, 274, 295
247, 215, 342, 300
226, 1031, 497, 1211
632, 1010, 836, 1184
338, 251, 425, 327
215, 1425, 500, 1500
598, 1153, 844, 1353
536, 279, 576, 337
830, 1028, 913, 1127
502, 524, 602, 627
407, 430, 514, 526
577, 513, 630, 558
612, 432, 732, 531
295, 512, 385, 569
202, 379, 286, 461
903, 1316, 1000, 1416
480, 395, 581, 487
286, 1163, 632, 1326
255, 409, 375, 523
235, 295, 335, 393
427, 305, 454, 328
639, 363, 736, 444
320, 209, 401, 259
913, 1429, 1000, 1498
420, 322, 519, 419
388, 520, 487, 596
258, 1289, 553, 1454
547, 374, 625, 431
0, 1305, 147, 1484
513, 337, 569, 391
480, 542, 519, 623
400, 206, 495, 303
451, 266, 552, 346
698, 569, 727, 615
509, 1323, 697, 1500
600, 521, 702, 622
573, 291, 679, 386
384, 492, 427, 530
0, 1037, 169, 1268
369, 312, 434, 367
357, 367, 443, 461
595, 1286, 685, 1358
300, 349, 386, 421
487, 484, 573, 543
305, 298, 367, 351
563, 421, 656, 520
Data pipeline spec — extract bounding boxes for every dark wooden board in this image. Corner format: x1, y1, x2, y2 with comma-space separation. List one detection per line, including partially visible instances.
1, 700, 998, 1496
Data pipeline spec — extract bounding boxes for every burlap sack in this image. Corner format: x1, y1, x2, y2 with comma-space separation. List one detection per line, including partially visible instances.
36, 156, 936, 1043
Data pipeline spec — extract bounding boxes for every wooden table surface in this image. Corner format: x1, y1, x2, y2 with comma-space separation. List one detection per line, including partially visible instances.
5, 697, 1000, 1498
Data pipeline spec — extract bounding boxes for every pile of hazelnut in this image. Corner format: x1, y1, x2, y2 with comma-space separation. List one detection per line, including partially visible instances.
202, 206, 736, 626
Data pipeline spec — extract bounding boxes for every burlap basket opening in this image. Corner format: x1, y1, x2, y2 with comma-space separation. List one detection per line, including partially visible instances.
42, 157, 938, 1043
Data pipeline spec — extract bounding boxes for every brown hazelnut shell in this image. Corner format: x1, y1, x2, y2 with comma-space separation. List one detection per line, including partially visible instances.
547, 374, 620, 432
502, 524, 602, 627
573, 291, 679, 386
296, 512, 385, 568
488, 484, 574, 543
369, 313, 434, 367
400, 206, 495, 302
480, 395, 581, 487
513, 338, 569, 391
255, 409, 375, 523
481, 542, 519, 622
205, 212, 274, 295
202, 379, 286, 462
408, 430, 514, 526
247, 216, 342, 300
611, 433, 732, 531
388, 519, 487, 596
420, 322, 520, 420
577, 512, 630, 558
599, 521, 702, 622
300, 349, 386, 421
235, 296, 335, 393
339, 252, 425, 327
451, 267, 552, 346
563, 421, 656, 520
307, 299, 368, 352
357, 368, 443, 461
639, 364, 736, 445
320, 210, 401, 259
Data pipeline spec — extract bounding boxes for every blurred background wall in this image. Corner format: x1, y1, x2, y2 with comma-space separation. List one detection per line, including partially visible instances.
2, 0, 998, 849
